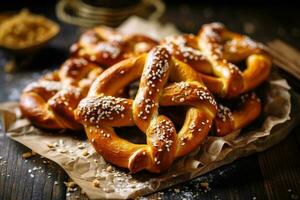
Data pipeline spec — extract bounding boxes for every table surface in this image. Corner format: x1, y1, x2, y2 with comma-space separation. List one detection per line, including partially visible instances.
0, 2, 300, 200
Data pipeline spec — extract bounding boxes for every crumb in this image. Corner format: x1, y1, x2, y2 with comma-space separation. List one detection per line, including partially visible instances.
47, 143, 55, 148
200, 182, 209, 190
92, 179, 101, 188
77, 144, 85, 149
174, 188, 180, 193
43, 160, 50, 164
82, 149, 89, 156
103, 187, 114, 193
106, 165, 112, 172
59, 149, 67, 153
64, 181, 77, 188
22, 151, 36, 159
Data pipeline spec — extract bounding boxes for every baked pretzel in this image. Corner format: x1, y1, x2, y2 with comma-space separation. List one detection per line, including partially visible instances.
162, 23, 272, 98
70, 26, 158, 67
20, 58, 103, 130
214, 92, 262, 136
75, 46, 217, 173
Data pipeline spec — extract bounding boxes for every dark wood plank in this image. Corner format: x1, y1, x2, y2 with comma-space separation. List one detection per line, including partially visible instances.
145, 155, 267, 200
0, 131, 68, 200
258, 128, 300, 200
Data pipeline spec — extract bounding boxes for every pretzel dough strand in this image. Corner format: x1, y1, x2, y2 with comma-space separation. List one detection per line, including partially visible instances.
214, 92, 262, 136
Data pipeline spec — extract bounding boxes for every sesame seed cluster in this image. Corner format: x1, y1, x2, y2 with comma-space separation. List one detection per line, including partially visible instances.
170, 82, 217, 108
136, 47, 171, 121
164, 35, 204, 63
151, 119, 175, 153
78, 96, 127, 124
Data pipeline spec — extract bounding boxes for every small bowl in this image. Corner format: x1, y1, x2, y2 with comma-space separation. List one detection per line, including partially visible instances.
0, 11, 60, 55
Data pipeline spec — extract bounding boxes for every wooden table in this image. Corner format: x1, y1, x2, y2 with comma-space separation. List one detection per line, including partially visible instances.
0, 2, 299, 199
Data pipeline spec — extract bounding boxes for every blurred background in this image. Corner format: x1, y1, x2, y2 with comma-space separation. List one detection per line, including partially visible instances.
1, 0, 299, 46
0, 0, 299, 101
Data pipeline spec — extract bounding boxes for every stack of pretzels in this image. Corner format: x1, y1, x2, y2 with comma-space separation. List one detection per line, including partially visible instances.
20, 23, 272, 173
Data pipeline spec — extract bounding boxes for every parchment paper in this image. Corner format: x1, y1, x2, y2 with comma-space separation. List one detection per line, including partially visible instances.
0, 17, 298, 199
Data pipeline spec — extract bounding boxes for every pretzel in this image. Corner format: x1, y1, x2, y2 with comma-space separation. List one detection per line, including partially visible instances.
162, 23, 272, 98
70, 26, 158, 67
20, 58, 103, 130
75, 46, 217, 173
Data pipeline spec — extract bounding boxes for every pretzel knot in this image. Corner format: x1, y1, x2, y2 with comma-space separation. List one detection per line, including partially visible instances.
20, 58, 103, 130
75, 46, 217, 173
162, 23, 272, 98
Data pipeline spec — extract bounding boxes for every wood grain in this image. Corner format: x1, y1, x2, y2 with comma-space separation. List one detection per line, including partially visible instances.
258, 128, 300, 200
0, 132, 68, 200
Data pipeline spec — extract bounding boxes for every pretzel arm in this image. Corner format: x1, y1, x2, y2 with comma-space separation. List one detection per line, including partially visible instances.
76, 96, 134, 127
87, 125, 149, 169
214, 93, 261, 136
88, 55, 146, 96
133, 47, 172, 132
242, 54, 272, 92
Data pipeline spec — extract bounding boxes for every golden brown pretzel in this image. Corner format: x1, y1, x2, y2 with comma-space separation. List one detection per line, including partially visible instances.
162, 23, 272, 98
70, 26, 158, 67
75, 46, 217, 173
20, 58, 103, 130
